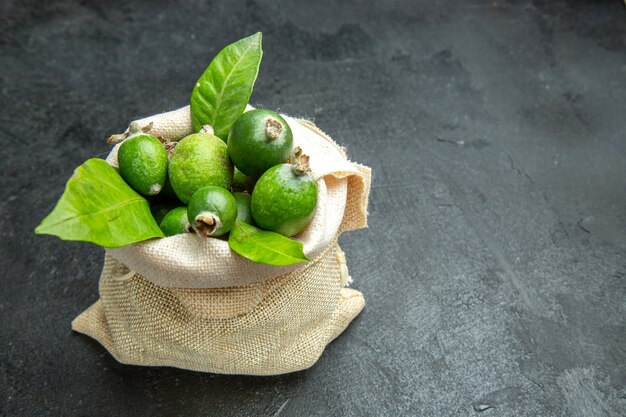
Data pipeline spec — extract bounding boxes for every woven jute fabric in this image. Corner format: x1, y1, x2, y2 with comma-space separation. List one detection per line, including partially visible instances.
72, 106, 371, 375
72, 242, 364, 375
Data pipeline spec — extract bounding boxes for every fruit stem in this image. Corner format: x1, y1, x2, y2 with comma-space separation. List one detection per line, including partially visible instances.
290, 146, 311, 176
106, 122, 154, 144
195, 212, 221, 238
200, 125, 214, 135
128, 121, 143, 135
265, 117, 283, 141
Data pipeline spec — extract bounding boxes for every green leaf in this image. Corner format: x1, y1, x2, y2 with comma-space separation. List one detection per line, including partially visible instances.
35, 158, 164, 248
228, 221, 310, 266
190, 32, 263, 140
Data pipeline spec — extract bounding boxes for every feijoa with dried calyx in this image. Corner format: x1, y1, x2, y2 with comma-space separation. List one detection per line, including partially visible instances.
159, 206, 192, 236
251, 147, 317, 237
227, 109, 293, 178
117, 124, 168, 196
187, 186, 237, 237
233, 192, 254, 225
168, 133, 233, 203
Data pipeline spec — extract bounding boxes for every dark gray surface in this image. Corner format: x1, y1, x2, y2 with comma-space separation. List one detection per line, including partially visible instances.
1, 0, 625, 415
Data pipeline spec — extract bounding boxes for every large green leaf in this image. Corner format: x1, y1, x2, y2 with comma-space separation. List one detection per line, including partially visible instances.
190, 32, 263, 140
228, 221, 310, 266
35, 158, 164, 248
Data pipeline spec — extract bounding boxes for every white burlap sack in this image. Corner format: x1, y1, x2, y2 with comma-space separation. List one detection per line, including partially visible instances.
72, 106, 371, 375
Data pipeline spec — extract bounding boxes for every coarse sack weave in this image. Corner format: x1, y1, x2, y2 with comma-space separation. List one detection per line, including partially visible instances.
72, 106, 371, 375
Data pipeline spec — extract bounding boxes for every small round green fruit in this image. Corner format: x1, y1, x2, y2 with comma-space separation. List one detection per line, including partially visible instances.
227, 109, 293, 178
117, 133, 168, 196
232, 167, 257, 192
168, 133, 233, 203
187, 186, 237, 237
150, 202, 177, 225
159, 206, 191, 236
233, 192, 254, 225
251, 148, 317, 237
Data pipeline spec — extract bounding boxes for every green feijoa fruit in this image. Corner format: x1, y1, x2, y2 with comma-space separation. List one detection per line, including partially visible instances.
159, 206, 191, 237
227, 109, 293, 177
187, 186, 237, 237
232, 167, 257, 192
151, 202, 177, 225
233, 192, 254, 225
251, 148, 317, 237
117, 133, 168, 196
168, 133, 233, 203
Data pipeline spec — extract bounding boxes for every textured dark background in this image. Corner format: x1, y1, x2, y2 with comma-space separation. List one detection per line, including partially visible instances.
1, 0, 625, 416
